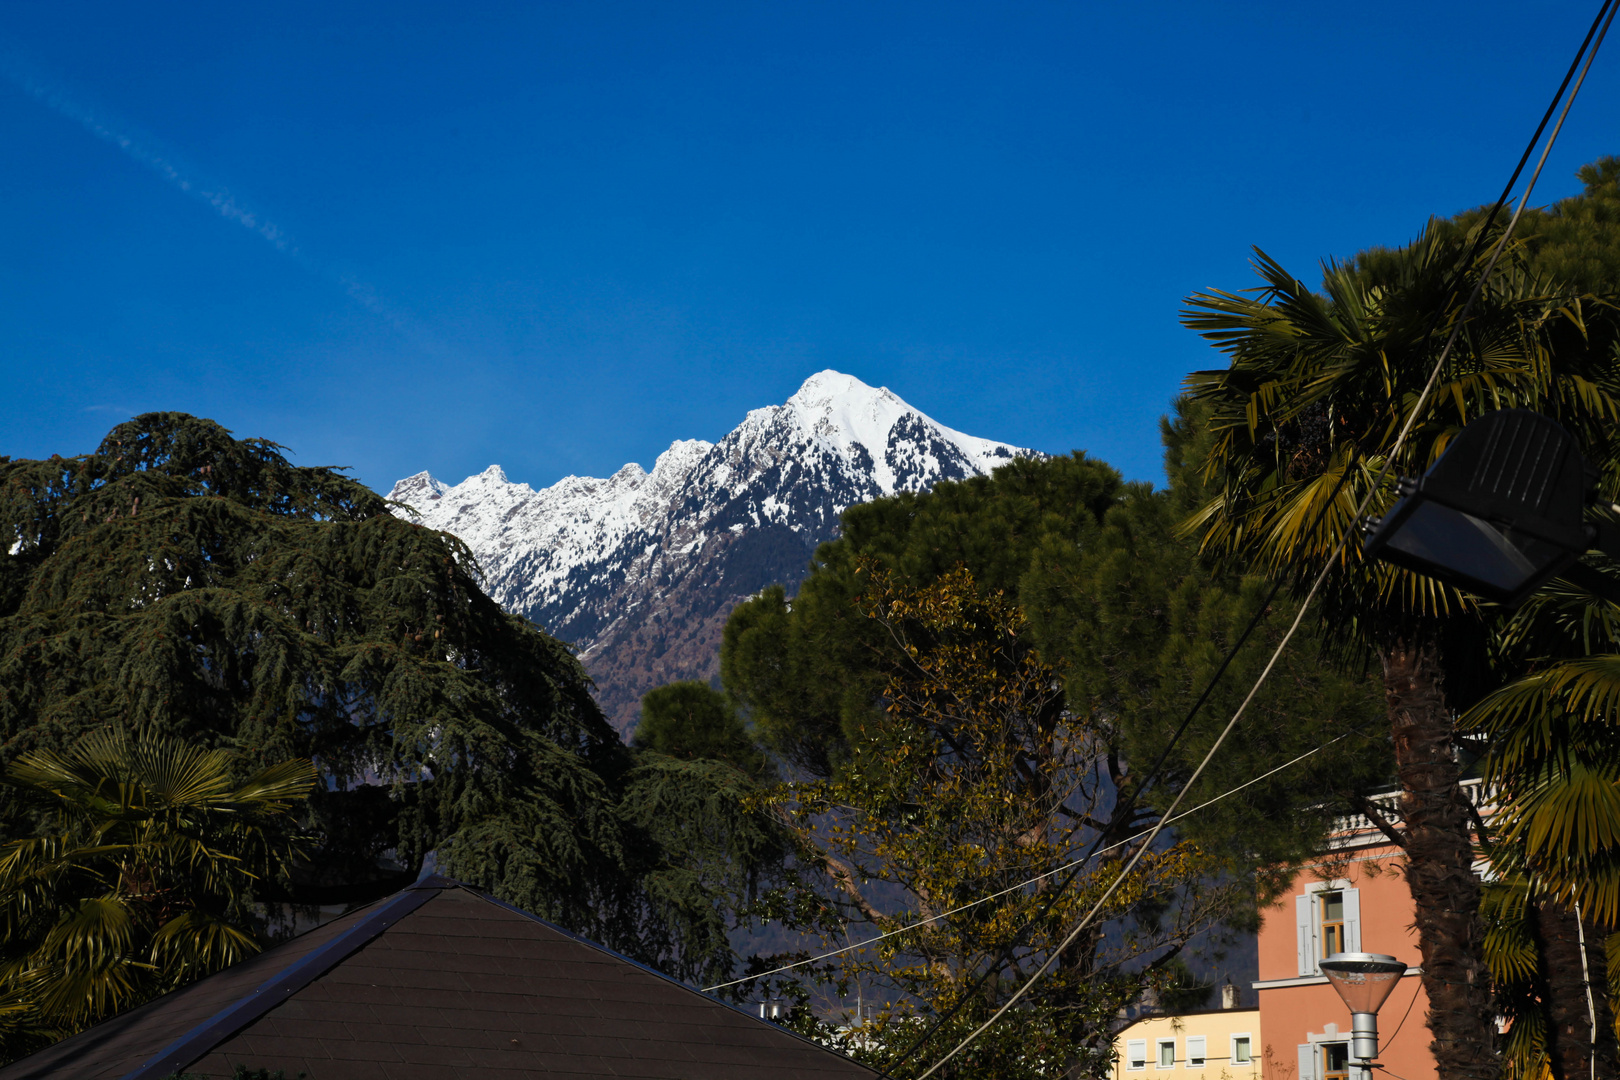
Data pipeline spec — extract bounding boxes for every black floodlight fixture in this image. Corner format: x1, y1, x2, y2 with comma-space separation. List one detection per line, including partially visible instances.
1319, 952, 1409, 1064
1363, 409, 1612, 606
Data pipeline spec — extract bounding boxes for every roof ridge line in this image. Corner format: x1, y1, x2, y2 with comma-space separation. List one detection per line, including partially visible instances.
464, 887, 880, 1074
117, 880, 445, 1080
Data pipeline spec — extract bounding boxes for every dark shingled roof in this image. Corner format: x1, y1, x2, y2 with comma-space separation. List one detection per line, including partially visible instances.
0, 876, 878, 1080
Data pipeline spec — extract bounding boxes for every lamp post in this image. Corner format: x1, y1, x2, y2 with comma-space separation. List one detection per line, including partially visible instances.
1361, 409, 1618, 606
1319, 953, 1409, 1069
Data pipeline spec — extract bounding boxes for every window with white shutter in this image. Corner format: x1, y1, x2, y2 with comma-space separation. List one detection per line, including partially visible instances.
1186, 1037, 1206, 1067
1299, 1044, 1317, 1080
1297, 881, 1360, 972
1296, 893, 1315, 975
1320, 891, 1347, 956
1128, 1040, 1147, 1070
1322, 1042, 1350, 1080
1343, 887, 1362, 953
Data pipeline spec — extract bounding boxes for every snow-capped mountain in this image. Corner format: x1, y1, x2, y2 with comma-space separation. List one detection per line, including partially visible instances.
388, 371, 1039, 734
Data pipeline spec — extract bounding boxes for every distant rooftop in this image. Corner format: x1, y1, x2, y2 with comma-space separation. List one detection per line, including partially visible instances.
0, 876, 877, 1080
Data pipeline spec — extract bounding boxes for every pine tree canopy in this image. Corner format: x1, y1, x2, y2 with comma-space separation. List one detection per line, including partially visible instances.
1444, 154, 1620, 294
721, 430, 1389, 912
0, 414, 784, 986
633, 681, 771, 780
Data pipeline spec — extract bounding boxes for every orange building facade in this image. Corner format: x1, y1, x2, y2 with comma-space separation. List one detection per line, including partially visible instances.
1113, 783, 1493, 1080
1250, 787, 1483, 1080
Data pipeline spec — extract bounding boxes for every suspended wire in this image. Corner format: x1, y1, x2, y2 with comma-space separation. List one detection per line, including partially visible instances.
1471, 0, 1618, 244
867, 436, 1377, 1079
719, 0, 1613, 1056
702, 731, 1353, 993
909, 5, 1618, 1075
915, 533, 1346, 1077
1380, 974, 1424, 1052
1415, 0, 1619, 385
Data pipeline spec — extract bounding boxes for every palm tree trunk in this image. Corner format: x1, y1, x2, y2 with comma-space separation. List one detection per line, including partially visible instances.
1381, 635, 1498, 1080
1534, 898, 1617, 1080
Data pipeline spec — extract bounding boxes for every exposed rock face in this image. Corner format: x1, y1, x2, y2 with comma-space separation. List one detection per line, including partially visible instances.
388, 371, 1038, 735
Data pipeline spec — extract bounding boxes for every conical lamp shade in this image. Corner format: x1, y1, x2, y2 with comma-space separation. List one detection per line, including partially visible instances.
1319, 953, 1408, 1014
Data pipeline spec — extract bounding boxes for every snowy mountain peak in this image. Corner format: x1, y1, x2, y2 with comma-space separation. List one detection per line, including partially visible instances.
651, 439, 712, 481
787, 369, 901, 410
387, 471, 449, 508
767, 370, 1020, 497
785, 371, 907, 461
389, 371, 1040, 734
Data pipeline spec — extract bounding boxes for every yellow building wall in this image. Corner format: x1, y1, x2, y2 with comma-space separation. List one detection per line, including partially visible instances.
1112, 1010, 1263, 1080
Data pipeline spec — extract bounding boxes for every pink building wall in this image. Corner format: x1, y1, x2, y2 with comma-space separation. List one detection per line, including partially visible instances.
1255, 840, 1435, 1080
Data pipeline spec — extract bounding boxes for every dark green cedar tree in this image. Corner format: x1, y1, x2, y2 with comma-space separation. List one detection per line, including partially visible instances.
0, 414, 783, 989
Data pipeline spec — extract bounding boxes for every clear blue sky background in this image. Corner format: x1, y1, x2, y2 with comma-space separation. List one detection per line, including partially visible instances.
4, 1, 1619, 492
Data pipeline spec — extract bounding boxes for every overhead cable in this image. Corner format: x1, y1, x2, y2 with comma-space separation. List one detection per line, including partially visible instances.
702, 732, 1352, 993
910, 4, 1618, 1075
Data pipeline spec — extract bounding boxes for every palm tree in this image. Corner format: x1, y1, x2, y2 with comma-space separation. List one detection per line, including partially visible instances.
1179, 223, 1620, 1080
1462, 575, 1620, 1080
1464, 578, 1620, 918
1480, 869, 1560, 1080
1478, 844, 1619, 1080
0, 730, 314, 1061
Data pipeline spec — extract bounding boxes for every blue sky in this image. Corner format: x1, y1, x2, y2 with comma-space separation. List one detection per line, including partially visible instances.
4, 1, 1618, 492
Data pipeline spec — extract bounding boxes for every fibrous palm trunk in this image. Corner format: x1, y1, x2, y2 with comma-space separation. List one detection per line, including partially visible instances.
1534, 898, 1617, 1080
1382, 636, 1498, 1080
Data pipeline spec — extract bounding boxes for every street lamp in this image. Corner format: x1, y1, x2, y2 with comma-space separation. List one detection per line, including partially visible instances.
1319, 953, 1409, 1067
1362, 409, 1618, 606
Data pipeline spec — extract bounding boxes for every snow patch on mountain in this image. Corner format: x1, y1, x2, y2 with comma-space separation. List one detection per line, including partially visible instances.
781, 370, 1016, 494
388, 371, 1040, 733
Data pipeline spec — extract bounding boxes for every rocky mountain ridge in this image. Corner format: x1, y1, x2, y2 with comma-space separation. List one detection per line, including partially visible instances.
388, 371, 1038, 734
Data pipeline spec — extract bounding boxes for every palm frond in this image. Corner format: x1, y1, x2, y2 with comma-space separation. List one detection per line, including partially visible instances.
1179, 222, 1620, 646
149, 910, 260, 983
227, 758, 317, 809
0, 730, 313, 1047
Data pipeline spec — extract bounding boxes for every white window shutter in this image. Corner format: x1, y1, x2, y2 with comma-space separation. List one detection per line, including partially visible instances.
1296, 893, 1315, 975
1299, 1045, 1317, 1080
1128, 1040, 1147, 1069
1187, 1036, 1206, 1065
1344, 887, 1362, 953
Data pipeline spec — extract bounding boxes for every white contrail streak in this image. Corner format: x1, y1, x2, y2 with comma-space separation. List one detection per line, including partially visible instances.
3, 57, 298, 255
1, 52, 425, 336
